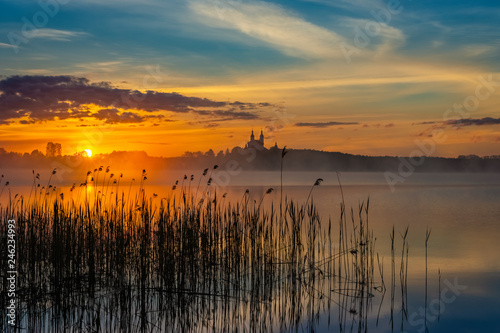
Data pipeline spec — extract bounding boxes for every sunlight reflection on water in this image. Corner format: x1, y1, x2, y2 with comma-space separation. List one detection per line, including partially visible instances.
1, 171, 499, 332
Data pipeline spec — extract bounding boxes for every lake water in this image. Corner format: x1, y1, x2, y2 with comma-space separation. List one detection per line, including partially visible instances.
211, 172, 500, 332
1, 170, 499, 332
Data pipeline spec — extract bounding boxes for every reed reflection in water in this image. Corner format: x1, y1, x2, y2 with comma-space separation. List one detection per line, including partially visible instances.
0, 168, 418, 333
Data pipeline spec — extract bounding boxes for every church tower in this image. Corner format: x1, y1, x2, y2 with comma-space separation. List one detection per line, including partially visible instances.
246, 129, 265, 149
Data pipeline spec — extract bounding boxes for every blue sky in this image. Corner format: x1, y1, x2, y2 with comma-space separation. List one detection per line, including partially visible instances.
0, 0, 499, 157
1, 0, 497, 75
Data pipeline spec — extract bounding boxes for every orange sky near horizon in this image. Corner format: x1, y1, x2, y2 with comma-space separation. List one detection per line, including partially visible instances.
1, 0, 500, 158
1, 75, 500, 158
2, 110, 500, 158
1, 75, 499, 159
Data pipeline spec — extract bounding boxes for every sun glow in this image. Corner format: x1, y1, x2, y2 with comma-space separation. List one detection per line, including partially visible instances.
84, 149, 93, 157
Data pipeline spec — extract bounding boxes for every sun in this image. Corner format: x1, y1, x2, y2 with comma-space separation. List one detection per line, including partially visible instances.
83, 149, 93, 157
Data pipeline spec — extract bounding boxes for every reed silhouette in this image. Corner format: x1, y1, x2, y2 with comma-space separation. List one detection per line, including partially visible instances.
0, 167, 431, 332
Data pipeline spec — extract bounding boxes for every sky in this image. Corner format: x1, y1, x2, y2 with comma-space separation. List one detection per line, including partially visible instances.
0, 0, 499, 158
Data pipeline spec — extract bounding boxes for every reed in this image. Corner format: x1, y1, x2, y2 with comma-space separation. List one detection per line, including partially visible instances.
0, 168, 388, 332
425, 227, 432, 333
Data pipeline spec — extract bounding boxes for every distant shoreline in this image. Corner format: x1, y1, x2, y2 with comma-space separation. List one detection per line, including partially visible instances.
1, 146, 499, 174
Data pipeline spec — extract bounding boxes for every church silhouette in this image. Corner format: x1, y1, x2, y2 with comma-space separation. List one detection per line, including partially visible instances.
246, 129, 264, 148
245, 130, 279, 151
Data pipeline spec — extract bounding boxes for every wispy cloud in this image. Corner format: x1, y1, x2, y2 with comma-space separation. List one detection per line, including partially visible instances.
3, 69, 51, 75
194, 109, 259, 121
295, 121, 359, 128
0, 42, 12, 48
30, 29, 89, 41
459, 44, 495, 58
75, 61, 126, 74
339, 17, 405, 55
413, 121, 439, 125
301, 0, 386, 11
77, 61, 124, 68
189, 0, 344, 59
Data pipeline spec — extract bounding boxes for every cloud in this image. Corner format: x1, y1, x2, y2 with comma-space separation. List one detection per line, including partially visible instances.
413, 121, 439, 125
340, 17, 405, 55
0, 42, 12, 48
194, 109, 259, 120
418, 117, 500, 138
302, 0, 385, 11
29, 29, 89, 41
416, 132, 432, 137
295, 121, 359, 128
94, 108, 145, 124
0, 75, 263, 124
446, 117, 500, 127
189, 0, 344, 59
459, 45, 495, 58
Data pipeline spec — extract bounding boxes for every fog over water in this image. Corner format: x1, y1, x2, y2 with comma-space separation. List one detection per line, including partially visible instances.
1, 170, 499, 332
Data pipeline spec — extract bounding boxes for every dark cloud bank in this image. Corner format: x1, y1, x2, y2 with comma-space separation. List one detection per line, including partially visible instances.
0, 75, 265, 124
446, 117, 500, 127
295, 121, 359, 128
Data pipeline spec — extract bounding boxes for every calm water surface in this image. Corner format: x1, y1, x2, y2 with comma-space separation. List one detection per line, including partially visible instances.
1, 171, 499, 332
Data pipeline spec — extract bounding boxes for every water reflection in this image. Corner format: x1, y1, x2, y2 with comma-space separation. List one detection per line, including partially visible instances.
0, 172, 499, 332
